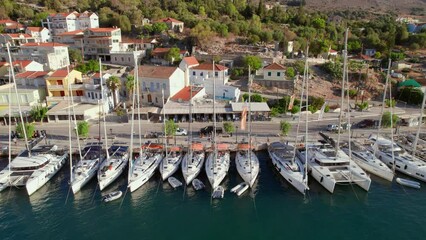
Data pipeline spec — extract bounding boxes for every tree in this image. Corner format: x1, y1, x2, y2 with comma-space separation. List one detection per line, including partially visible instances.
164, 119, 178, 139
290, 105, 300, 114
106, 76, 121, 107
75, 59, 100, 74
69, 49, 83, 64
385, 99, 396, 108
243, 55, 262, 71
77, 121, 89, 138
286, 67, 296, 78
356, 102, 369, 111
223, 122, 235, 136
381, 111, 399, 128
16, 122, 35, 139
165, 47, 182, 64
125, 75, 135, 100
152, 22, 168, 33
29, 105, 48, 123
312, 17, 326, 29
280, 120, 291, 136
242, 93, 264, 102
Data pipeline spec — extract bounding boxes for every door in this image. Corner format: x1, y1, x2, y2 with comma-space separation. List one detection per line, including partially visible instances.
147, 94, 152, 103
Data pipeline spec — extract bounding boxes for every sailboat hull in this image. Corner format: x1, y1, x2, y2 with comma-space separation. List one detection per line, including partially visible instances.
160, 155, 182, 181
205, 151, 230, 189
182, 152, 205, 185
128, 154, 162, 192
98, 161, 128, 191
71, 160, 100, 194
235, 151, 259, 187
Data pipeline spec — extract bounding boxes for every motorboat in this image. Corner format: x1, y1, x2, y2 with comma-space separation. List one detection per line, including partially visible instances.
212, 186, 224, 199
368, 135, 426, 182
205, 143, 230, 189
71, 142, 103, 194
192, 178, 205, 190
168, 176, 182, 189
268, 142, 309, 195
231, 182, 249, 196
342, 141, 394, 181
159, 146, 183, 181
396, 177, 420, 189
182, 143, 205, 185
98, 144, 129, 191
297, 143, 371, 193
235, 143, 259, 187
103, 190, 123, 202
128, 143, 164, 192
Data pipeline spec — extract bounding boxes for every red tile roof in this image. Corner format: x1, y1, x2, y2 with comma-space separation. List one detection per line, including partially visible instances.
183, 56, 199, 66
171, 86, 203, 101
4, 33, 32, 38
87, 28, 120, 33
49, 69, 69, 78
133, 65, 178, 79
192, 62, 228, 71
0, 19, 17, 24
15, 71, 49, 79
158, 17, 183, 24
329, 49, 338, 53
56, 30, 83, 36
21, 42, 68, 47
12, 60, 33, 68
264, 62, 285, 70
26, 27, 44, 32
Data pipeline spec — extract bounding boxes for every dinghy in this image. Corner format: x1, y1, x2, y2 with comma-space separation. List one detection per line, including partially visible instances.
231, 182, 249, 196
103, 191, 123, 202
192, 178, 205, 191
168, 177, 183, 189
396, 178, 421, 189
212, 186, 224, 199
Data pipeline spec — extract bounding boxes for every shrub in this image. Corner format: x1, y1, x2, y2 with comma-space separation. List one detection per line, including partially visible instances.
223, 122, 235, 134
356, 101, 369, 111
16, 122, 35, 139
290, 105, 300, 114
77, 121, 89, 138
381, 111, 399, 128
280, 121, 291, 136
385, 99, 396, 107
324, 105, 330, 113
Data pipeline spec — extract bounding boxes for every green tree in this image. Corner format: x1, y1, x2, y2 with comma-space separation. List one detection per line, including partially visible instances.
385, 99, 396, 108
16, 122, 35, 139
223, 122, 235, 136
290, 105, 300, 114
29, 105, 48, 123
125, 75, 135, 100
279, 120, 291, 136
286, 67, 296, 78
312, 17, 326, 29
164, 119, 178, 137
69, 49, 83, 64
381, 111, 399, 128
356, 102, 369, 111
106, 76, 121, 107
77, 121, 89, 138
243, 55, 262, 71
116, 15, 131, 33
165, 47, 182, 64
198, 6, 206, 17
152, 22, 168, 33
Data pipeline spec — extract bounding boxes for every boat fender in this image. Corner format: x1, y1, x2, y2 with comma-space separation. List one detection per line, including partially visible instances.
320, 176, 324, 183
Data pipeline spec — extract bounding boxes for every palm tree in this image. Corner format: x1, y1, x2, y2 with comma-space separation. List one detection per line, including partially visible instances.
125, 75, 135, 101
106, 76, 121, 108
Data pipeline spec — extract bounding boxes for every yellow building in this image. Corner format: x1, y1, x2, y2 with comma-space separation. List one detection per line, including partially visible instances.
45, 68, 83, 103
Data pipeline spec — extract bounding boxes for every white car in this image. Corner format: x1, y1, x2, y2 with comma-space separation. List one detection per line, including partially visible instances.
175, 128, 187, 136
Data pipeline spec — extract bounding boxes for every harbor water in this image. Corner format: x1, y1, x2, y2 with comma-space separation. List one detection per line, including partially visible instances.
1, 151, 426, 240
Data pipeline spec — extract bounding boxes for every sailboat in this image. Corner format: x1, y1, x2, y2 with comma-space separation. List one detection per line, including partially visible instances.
97, 59, 129, 191
235, 67, 259, 188
270, 51, 309, 195
159, 88, 183, 181
0, 43, 68, 196
205, 61, 230, 190
182, 83, 205, 185
128, 57, 164, 192
297, 30, 371, 193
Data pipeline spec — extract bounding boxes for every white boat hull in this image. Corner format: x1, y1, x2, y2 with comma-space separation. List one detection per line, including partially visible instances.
182, 152, 205, 185
352, 155, 394, 182
160, 155, 182, 181
71, 160, 100, 194
205, 151, 230, 189
235, 151, 259, 187
128, 153, 162, 192
98, 161, 127, 191
377, 153, 426, 182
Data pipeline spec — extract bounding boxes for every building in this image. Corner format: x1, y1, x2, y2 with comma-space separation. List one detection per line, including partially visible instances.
0, 83, 46, 107
25, 27, 51, 43
0, 33, 36, 46
170, 86, 205, 102
364, 49, 377, 57
0, 19, 24, 33
45, 68, 83, 104
254, 62, 293, 90
133, 65, 185, 107
81, 72, 114, 111
0, 60, 44, 85
15, 71, 49, 88
151, 47, 189, 65
42, 11, 99, 35
179, 56, 199, 86
157, 17, 184, 33
82, 28, 122, 61
53, 30, 84, 46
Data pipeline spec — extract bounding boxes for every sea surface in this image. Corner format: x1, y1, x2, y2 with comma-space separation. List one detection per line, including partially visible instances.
1, 151, 426, 240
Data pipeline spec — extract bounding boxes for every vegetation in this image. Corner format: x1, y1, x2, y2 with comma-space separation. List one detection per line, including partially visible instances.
165, 47, 182, 64
125, 75, 135, 101
16, 122, 35, 139
77, 121, 89, 138
290, 105, 300, 114
223, 122, 235, 136
242, 93, 264, 102
243, 55, 262, 72
279, 121, 291, 136
397, 87, 424, 105
164, 119, 178, 137
29, 105, 48, 123
321, 61, 342, 80
308, 96, 325, 113
356, 101, 369, 111
381, 111, 399, 128
347, 89, 358, 99
106, 76, 121, 107
69, 49, 83, 64
385, 99, 396, 108
286, 67, 296, 78
75, 60, 100, 75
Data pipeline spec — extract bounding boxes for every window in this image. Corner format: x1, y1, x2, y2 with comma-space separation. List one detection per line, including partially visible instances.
215, 72, 218, 77
142, 82, 146, 90
155, 97, 158, 103
95, 93, 98, 99
156, 83, 160, 89
277, 72, 281, 77
200, 72, 203, 76
162, 83, 166, 90
192, 71, 195, 76
150, 82, 154, 91
268, 72, 271, 76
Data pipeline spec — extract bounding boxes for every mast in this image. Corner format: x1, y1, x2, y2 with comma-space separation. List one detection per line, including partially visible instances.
162, 87, 168, 156
8, 67, 12, 182
388, 65, 396, 173
303, 46, 310, 186
345, 52, 353, 162
412, 87, 426, 154
336, 28, 349, 155
212, 60, 216, 187
67, 66, 82, 160
68, 68, 73, 183
248, 65, 252, 182
6, 43, 31, 156
128, 53, 138, 179
99, 58, 109, 159
187, 75, 193, 162
136, 57, 142, 154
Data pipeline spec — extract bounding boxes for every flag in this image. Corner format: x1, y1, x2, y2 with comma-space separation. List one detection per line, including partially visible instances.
318, 102, 327, 120
240, 106, 247, 130
288, 95, 295, 110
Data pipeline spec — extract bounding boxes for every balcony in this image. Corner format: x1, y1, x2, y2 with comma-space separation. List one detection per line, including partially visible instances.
47, 84, 65, 90
46, 96, 82, 102
84, 83, 101, 90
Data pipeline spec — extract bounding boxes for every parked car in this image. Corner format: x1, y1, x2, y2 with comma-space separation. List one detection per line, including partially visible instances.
175, 128, 187, 136
144, 132, 160, 138
355, 119, 376, 129
326, 124, 341, 132
200, 126, 223, 135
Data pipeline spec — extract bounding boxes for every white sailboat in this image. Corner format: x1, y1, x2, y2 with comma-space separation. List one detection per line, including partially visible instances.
270, 49, 310, 195
71, 142, 103, 193
235, 68, 259, 188
97, 59, 129, 191
205, 61, 230, 190
0, 44, 67, 196
159, 88, 182, 181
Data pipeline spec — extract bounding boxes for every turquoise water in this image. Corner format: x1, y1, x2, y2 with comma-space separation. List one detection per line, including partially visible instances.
1, 151, 426, 240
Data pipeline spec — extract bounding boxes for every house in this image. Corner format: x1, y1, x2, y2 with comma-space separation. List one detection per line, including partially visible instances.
0, 33, 36, 46
25, 27, 51, 43
407, 22, 426, 33
157, 17, 184, 33
46, 100, 101, 122
0, 60, 44, 85
0, 83, 46, 107
15, 71, 49, 88
393, 62, 412, 71
82, 28, 122, 61
263, 63, 286, 81
53, 30, 84, 46
141, 38, 159, 50
45, 68, 83, 104
151, 47, 189, 65
0, 19, 24, 33
132, 65, 185, 107
42, 11, 99, 35
81, 72, 114, 110
179, 56, 199, 86
170, 86, 205, 102
328, 49, 338, 58
364, 49, 377, 57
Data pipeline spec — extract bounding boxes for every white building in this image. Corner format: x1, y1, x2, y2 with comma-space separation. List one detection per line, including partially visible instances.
15, 71, 49, 88
133, 65, 185, 107
25, 27, 51, 43
190, 62, 229, 85
0, 33, 36, 46
53, 30, 84, 46
42, 11, 99, 36
81, 72, 114, 111
179, 56, 199, 86
83, 28, 121, 61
